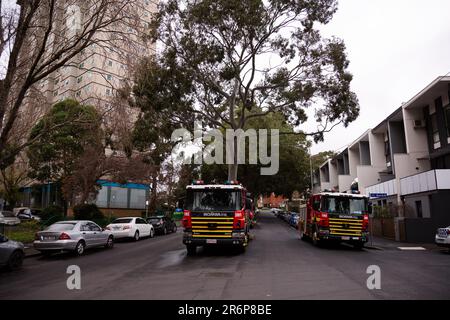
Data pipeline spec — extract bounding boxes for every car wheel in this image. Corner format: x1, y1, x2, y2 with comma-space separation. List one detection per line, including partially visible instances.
7, 250, 24, 271
75, 241, 85, 256
134, 231, 140, 241
104, 236, 114, 249
186, 245, 196, 256
172, 225, 177, 233
163, 227, 167, 235
150, 228, 155, 238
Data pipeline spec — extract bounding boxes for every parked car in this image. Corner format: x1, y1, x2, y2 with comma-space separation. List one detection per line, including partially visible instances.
289, 213, 299, 228
0, 233, 24, 270
281, 211, 291, 222
146, 216, 177, 235
106, 217, 154, 240
34, 220, 114, 256
435, 226, 450, 249
0, 211, 21, 225
17, 208, 42, 222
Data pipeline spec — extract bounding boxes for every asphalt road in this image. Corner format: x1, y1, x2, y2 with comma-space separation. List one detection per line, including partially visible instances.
1, 211, 450, 300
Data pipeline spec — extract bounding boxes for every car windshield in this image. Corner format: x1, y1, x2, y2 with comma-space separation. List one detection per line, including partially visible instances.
1, 211, 15, 217
147, 218, 161, 223
185, 189, 241, 212
321, 196, 368, 215
46, 223, 76, 231
112, 218, 133, 224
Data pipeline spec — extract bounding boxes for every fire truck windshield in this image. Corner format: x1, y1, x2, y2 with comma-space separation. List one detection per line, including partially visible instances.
185, 189, 241, 212
321, 196, 368, 215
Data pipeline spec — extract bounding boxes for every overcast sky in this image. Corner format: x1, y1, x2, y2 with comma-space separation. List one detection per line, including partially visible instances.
308, 0, 450, 154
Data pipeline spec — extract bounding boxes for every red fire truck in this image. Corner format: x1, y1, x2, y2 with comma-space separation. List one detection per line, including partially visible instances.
182, 180, 251, 255
298, 192, 370, 249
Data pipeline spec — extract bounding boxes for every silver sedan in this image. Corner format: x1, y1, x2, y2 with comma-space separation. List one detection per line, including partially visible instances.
34, 220, 114, 256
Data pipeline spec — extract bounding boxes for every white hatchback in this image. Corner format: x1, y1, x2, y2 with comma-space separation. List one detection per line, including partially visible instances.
106, 217, 154, 241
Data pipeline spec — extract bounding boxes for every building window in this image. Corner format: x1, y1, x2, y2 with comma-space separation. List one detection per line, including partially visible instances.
106, 74, 112, 81
106, 88, 111, 96
444, 104, 450, 138
77, 76, 83, 83
107, 60, 113, 67
415, 200, 423, 218
431, 114, 440, 149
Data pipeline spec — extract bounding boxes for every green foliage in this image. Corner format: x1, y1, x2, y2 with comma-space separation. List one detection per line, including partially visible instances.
311, 151, 336, 171
73, 204, 106, 226
27, 99, 103, 185
40, 205, 64, 225
201, 111, 310, 197
4, 221, 41, 243
143, 0, 359, 142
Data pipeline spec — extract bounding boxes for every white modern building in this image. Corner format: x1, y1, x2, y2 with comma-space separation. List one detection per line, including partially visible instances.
313, 76, 450, 242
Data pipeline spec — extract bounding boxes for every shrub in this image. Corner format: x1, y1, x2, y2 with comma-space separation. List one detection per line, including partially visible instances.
73, 204, 106, 226
40, 205, 64, 225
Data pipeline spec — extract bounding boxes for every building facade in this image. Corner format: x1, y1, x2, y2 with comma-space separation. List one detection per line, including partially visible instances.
313, 76, 450, 242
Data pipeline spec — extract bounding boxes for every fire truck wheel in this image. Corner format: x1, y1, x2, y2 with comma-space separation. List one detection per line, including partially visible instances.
186, 245, 197, 256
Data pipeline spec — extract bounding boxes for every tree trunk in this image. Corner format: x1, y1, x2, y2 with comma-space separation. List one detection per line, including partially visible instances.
228, 164, 238, 181
149, 170, 158, 212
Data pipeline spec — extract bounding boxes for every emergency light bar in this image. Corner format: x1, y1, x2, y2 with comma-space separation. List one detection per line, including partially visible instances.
192, 180, 204, 185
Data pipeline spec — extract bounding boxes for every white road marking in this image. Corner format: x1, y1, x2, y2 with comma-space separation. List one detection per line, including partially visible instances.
397, 247, 426, 251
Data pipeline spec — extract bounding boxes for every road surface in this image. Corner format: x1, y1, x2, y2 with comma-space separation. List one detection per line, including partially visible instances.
1, 211, 449, 299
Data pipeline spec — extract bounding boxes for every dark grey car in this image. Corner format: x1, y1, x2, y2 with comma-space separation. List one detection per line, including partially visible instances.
0, 233, 25, 270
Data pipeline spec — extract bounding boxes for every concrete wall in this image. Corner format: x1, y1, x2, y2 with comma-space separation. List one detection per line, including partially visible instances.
359, 141, 371, 165
329, 161, 339, 189
393, 153, 428, 180
338, 175, 354, 193
357, 165, 385, 195
403, 107, 429, 154
348, 147, 360, 178
366, 179, 397, 197
369, 132, 386, 167
403, 194, 432, 218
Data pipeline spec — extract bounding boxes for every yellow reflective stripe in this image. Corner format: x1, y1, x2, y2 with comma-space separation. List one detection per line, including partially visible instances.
191, 217, 233, 220
192, 226, 233, 229
330, 232, 362, 236
329, 219, 363, 222
193, 230, 233, 233
192, 221, 233, 224
192, 235, 232, 238
329, 225, 362, 229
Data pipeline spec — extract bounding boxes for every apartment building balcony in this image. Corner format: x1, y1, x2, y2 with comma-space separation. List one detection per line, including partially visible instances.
400, 169, 450, 195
